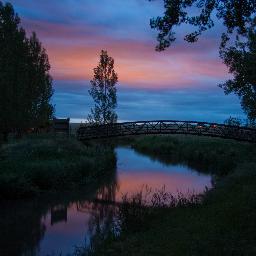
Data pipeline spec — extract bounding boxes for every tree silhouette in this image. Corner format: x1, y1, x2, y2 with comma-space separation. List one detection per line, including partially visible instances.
150, 0, 256, 121
88, 50, 118, 124
150, 0, 256, 51
27, 32, 54, 128
219, 27, 256, 121
0, 2, 54, 140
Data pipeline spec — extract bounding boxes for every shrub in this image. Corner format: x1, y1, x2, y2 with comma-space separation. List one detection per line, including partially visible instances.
0, 136, 116, 199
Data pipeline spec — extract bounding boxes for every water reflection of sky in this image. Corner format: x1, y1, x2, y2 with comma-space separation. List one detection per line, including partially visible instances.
39, 204, 91, 255
116, 147, 212, 198
117, 147, 196, 173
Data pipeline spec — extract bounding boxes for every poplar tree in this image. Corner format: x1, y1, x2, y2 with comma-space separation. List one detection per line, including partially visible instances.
88, 50, 118, 124
27, 32, 54, 128
0, 2, 54, 140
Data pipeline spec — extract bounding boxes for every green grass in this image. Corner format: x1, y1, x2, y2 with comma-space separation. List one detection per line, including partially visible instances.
86, 135, 256, 256
0, 135, 116, 199
131, 135, 256, 175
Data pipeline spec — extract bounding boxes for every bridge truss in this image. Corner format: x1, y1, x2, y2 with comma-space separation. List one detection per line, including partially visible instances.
77, 120, 256, 143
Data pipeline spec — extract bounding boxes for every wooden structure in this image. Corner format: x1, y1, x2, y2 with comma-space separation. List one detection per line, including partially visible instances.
53, 118, 70, 136
77, 120, 256, 143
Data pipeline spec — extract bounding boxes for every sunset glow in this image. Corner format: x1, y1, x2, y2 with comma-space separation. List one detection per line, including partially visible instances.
9, 0, 244, 122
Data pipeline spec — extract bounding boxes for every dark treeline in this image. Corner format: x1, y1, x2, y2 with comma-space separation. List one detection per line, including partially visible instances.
0, 2, 54, 141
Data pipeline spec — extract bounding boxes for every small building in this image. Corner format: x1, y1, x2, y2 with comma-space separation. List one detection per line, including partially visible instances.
52, 118, 70, 136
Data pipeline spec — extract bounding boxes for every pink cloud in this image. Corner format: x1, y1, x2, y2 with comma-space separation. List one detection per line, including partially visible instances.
21, 19, 229, 89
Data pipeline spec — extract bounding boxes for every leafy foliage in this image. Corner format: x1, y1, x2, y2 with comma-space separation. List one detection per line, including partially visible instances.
88, 50, 118, 124
224, 116, 242, 126
150, 0, 256, 51
0, 2, 54, 136
150, 0, 256, 121
220, 28, 256, 121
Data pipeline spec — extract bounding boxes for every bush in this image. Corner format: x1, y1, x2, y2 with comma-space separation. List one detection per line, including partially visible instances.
131, 135, 255, 176
0, 136, 116, 199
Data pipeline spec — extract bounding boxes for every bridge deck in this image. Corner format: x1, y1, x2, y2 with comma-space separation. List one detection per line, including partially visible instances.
77, 120, 256, 143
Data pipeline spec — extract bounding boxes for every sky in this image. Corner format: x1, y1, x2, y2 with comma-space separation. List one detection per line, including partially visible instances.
8, 0, 245, 123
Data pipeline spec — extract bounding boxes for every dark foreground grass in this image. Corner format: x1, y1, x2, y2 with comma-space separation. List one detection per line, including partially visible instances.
83, 135, 256, 256
0, 135, 116, 199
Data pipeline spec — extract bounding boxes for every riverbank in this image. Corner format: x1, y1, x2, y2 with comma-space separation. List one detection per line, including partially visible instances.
89, 135, 256, 255
0, 135, 116, 199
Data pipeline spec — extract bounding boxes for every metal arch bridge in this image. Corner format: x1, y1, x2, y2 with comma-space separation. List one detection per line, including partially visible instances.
76, 120, 256, 143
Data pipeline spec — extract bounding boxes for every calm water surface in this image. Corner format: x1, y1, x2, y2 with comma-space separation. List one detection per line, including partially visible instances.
0, 147, 212, 256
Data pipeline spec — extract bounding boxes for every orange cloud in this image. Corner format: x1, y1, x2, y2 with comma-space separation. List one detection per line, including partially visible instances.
23, 19, 229, 89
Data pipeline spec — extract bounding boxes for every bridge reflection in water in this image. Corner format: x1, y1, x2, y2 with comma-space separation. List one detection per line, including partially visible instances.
77, 120, 256, 143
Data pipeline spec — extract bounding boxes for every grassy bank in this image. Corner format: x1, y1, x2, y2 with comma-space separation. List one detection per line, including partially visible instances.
0, 135, 116, 199
131, 135, 256, 175
88, 135, 256, 255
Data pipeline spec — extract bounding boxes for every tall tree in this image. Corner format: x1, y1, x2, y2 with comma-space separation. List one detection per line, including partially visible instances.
0, 1, 54, 139
0, 1, 27, 137
27, 32, 54, 128
88, 50, 118, 124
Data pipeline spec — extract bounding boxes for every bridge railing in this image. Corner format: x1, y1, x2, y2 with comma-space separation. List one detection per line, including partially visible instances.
77, 120, 256, 143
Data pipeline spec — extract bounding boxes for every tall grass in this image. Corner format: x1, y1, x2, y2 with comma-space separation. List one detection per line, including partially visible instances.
0, 136, 116, 199
71, 185, 204, 256
130, 135, 256, 176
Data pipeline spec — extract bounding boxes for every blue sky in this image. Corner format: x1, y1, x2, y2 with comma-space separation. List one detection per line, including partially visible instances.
8, 0, 245, 122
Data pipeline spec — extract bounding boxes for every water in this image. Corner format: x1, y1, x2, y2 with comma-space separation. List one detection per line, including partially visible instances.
115, 147, 211, 200
0, 147, 212, 256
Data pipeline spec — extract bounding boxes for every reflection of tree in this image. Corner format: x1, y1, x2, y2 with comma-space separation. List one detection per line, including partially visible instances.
74, 200, 117, 255
94, 153, 119, 204
0, 201, 47, 256
134, 147, 230, 177
88, 203, 117, 253
74, 176, 119, 254
0, 199, 117, 256
95, 178, 119, 203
